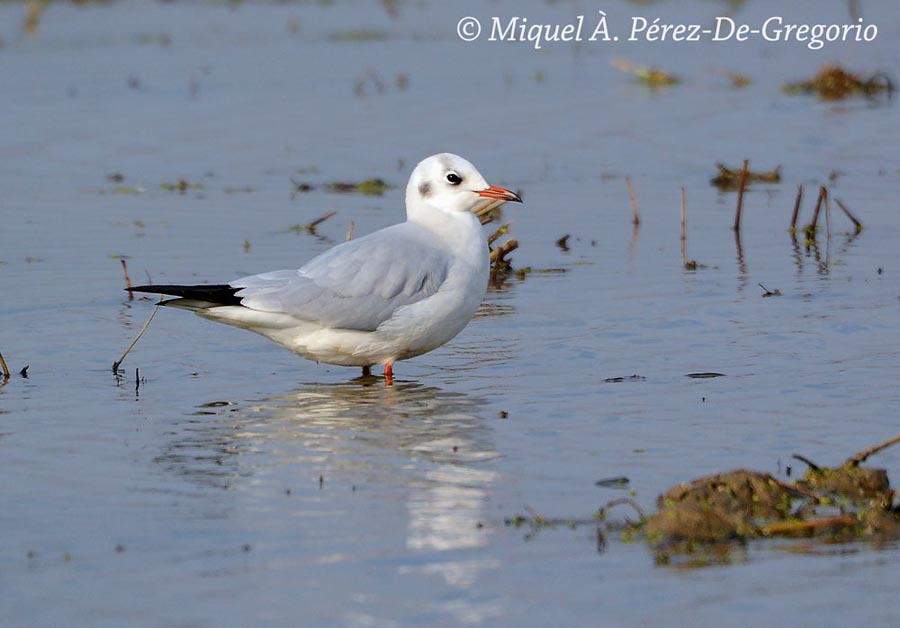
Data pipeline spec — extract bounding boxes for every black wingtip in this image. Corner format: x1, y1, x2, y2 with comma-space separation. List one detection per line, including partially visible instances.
128, 284, 243, 306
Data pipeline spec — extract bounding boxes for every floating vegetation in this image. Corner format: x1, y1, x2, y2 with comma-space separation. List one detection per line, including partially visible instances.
105, 186, 146, 195
290, 179, 392, 196
783, 64, 895, 100
328, 178, 391, 196
224, 185, 256, 194
710, 162, 781, 191
290, 178, 313, 199
725, 71, 751, 88
160, 180, 205, 193
328, 30, 390, 42
758, 283, 782, 297
604, 374, 647, 383
685, 372, 725, 379
612, 59, 680, 87
596, 477, 631, 488
505, 435, 900, 567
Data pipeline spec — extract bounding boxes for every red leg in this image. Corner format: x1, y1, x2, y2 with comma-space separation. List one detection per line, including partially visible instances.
383, 362, 393, 386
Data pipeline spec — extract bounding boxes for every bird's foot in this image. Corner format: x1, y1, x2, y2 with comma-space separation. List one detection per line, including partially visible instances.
384, 362, 393, 387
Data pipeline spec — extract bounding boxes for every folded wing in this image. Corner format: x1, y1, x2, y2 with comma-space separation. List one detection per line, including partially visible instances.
233, 223, 450, 331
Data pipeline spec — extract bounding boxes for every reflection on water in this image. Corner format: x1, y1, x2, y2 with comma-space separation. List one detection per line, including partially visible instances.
155, 380, 500, 617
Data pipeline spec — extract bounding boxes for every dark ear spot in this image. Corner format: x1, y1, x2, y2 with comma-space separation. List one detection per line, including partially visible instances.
418, 182, 431, 197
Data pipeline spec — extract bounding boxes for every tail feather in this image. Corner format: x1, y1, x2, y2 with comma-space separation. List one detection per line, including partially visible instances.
130, 284, 243, 307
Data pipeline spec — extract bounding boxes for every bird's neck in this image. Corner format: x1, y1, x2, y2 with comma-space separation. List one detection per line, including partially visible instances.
407, 202, 486, 262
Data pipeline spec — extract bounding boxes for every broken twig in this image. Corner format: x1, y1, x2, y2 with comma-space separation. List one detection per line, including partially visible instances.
846, 433, 900, 466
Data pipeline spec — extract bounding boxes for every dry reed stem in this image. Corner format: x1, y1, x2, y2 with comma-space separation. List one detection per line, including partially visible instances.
346, 220, 355, 241
834, 198, 864, 233
626, 177, 640, 225
113, 297, 163, 373
806, 186, 827, 232
0, 351, 9, 378
790, 185, 803, 230
308, 210, 337, 230
121, 259, 133, 300
680, 186, 687, 266
760, 513, 855, 537
734, 159, 749, 232
474, 198, 505, 224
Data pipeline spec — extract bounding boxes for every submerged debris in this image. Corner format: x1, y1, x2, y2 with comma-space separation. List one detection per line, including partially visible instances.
783, 64, 895, 100
711, 163, 781, 191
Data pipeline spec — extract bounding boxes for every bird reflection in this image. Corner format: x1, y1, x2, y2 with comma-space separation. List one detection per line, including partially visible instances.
155, 380, 499, 595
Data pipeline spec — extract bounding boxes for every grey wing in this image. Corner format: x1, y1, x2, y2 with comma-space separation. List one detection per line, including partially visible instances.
231, 224, 450, 331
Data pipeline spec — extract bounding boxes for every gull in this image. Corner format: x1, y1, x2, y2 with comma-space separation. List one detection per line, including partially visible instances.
131, 153, 522, 384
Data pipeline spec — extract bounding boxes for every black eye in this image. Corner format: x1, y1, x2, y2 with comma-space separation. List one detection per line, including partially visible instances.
446, 172, 462, 185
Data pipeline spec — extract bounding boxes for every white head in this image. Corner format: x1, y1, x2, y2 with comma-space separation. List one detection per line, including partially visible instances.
405, 153, 521, 223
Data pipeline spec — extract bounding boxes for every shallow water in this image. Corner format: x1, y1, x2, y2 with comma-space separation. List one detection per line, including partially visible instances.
2, 1, 900, 626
